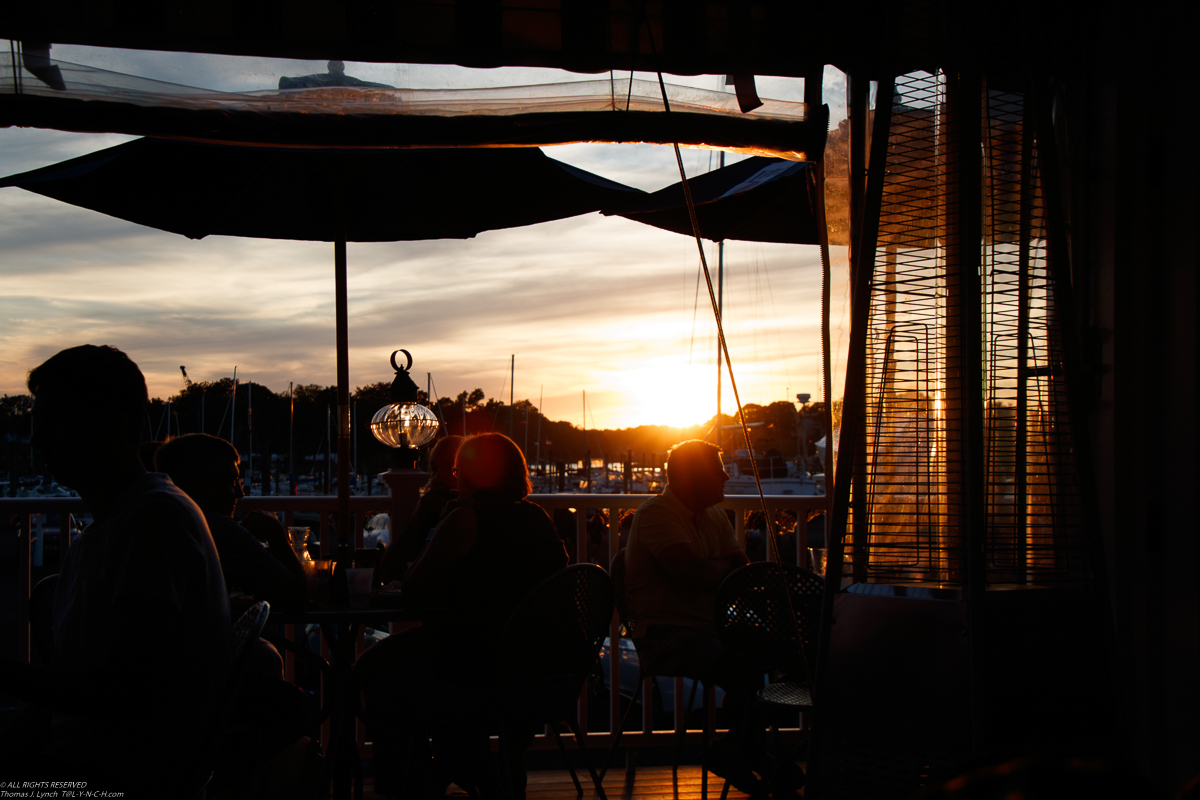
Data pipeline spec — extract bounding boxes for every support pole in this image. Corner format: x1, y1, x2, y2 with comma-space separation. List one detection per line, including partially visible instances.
808, 66, 837, 549
716, 150, 726, 454
807, 75, 895, 797
946, 69, 987, 761
247, 380, 253, 491
335, 235, 352, 559
288, 382, 294, 495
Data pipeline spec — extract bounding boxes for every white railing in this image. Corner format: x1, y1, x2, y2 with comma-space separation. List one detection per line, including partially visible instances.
527, 493, 824, 749
2, 492, 825, 750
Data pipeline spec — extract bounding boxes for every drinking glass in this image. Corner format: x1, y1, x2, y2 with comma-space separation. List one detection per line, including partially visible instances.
807, 547, 828, 578
287, 527, 313, 562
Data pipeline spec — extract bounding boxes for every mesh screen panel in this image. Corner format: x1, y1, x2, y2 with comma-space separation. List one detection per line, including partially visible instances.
844, 72, 1088, 587
980, 88, 1088, 585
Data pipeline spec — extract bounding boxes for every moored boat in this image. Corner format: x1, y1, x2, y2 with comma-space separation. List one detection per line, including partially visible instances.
723, 448, 823, 495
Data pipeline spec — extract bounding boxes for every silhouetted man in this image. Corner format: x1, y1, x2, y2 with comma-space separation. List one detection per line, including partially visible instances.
625, 439, 766, 792
156, 432, 307, 611
155, 433, 319, 795
0, 345, 231, 794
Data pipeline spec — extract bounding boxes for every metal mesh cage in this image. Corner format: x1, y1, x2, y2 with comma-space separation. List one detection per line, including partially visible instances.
844, 72, 1089, 588
979, 89, 1088, 585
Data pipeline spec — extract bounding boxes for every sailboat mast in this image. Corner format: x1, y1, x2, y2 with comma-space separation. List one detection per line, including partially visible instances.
582, 390, 586, 485
231, 366, 237, 448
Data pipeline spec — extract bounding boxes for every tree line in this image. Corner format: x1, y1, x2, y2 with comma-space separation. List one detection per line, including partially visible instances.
2, 381, 828, 490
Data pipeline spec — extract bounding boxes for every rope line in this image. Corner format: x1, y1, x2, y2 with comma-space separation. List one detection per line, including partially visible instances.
646, 61, 780, 561
639, 6, 814, 683
688, 258, 704, 365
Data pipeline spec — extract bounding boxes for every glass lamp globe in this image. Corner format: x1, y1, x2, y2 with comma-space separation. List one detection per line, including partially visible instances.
370, 403, 439, 449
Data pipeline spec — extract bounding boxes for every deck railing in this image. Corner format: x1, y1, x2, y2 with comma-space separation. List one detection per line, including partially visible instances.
3, 491, 825, 750
526, 492, 824, 749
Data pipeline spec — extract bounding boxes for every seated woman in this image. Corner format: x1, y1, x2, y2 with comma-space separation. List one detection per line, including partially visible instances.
355, 432, 568, 799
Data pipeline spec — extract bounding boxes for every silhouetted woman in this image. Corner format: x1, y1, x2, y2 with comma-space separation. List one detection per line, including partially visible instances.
356, 433, 567, 799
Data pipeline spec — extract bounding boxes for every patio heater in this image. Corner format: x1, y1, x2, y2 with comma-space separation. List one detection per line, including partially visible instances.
371, 350, 440, 549
806, 70, 1110, 799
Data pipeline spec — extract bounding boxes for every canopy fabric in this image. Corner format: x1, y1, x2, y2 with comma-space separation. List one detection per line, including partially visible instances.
0, 137, 644, 242
605, 156, 820, 245
0, 58, 824, 159
0, 0, 913, 78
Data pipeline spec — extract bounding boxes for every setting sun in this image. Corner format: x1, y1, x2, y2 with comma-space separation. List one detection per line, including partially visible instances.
614, 358, 719, 429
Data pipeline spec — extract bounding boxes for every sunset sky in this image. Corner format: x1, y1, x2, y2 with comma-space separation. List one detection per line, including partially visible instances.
0, 48, 850, 430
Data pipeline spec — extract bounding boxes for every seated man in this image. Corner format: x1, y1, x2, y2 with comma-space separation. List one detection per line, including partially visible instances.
0, 345, 231, 793
379, 434, 463, 583
625, 439, 768, 792
156, 432, 307, 611
154, 433, 318, 794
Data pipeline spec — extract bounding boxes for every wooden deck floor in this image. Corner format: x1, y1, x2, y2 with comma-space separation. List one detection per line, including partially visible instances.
527, 766, 755, 800
359, 766, 761, 800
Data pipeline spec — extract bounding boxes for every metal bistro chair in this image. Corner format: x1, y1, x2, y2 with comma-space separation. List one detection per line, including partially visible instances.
28, 573, 59, 666
598, 550, 715, 789
714, 562, 823, 799
183, 600, 272, 800
492, 563, 615, 800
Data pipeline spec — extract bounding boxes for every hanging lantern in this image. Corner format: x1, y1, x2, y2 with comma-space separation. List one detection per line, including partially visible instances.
370, 402, 439, 449
370, 349, 440, 467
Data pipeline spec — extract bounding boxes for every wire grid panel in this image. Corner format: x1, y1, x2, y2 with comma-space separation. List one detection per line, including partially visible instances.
846, 72, 1089, 588
850, 70, 966, 584
981, 88, 1089, 586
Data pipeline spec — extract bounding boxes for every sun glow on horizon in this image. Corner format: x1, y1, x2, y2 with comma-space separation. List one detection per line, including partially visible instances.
613, 358, 719, 429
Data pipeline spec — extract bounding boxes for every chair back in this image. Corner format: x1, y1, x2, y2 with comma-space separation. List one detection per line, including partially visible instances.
29, 573, 59, 666
201, 601, 270, 744
182, 601, 270, 797
497, 564, 614, 719
229, 601, 271, 676
715, 562, 823, 679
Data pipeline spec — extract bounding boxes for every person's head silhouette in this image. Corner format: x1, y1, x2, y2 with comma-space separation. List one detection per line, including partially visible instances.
28, 344, 147, 513
427, 435, 464, 488
454, 432, 532, 504
665, 439, 730, 512
155, 433, 244, 517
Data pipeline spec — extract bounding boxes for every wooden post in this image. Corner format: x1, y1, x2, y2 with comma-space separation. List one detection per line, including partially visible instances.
378, 469, 427, 554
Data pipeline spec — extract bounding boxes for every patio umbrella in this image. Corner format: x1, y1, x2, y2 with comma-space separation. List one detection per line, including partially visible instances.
0, 137, 643, 560
0, 137, 640, 242
603, 155, 820, 245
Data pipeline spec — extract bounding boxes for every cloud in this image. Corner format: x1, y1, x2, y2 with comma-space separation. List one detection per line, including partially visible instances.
0, 193, 831, 427
0, 128, 139, 173
0, 66, 843, 428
